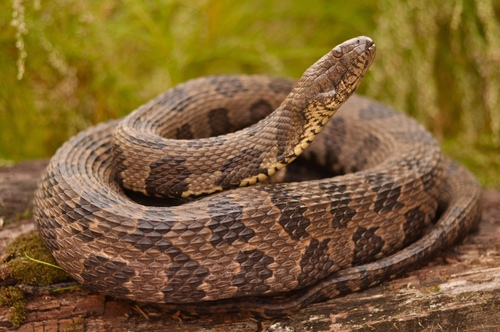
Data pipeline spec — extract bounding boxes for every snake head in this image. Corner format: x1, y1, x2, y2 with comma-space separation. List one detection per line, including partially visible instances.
299, 36, 376, 112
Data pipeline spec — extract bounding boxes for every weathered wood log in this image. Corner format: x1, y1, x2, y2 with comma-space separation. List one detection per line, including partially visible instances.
0, 161, 499, 331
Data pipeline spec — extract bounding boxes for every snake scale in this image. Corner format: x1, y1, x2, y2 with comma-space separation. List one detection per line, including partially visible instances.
33, 37, 482, 317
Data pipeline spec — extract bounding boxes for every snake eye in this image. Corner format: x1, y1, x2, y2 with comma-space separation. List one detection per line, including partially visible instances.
333, 46, 343, 58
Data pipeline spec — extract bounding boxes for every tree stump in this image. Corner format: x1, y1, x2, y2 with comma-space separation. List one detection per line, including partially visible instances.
0, 161, 499, 331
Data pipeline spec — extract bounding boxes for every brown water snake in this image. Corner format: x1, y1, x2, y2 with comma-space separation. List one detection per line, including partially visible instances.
33, 36, 482, 317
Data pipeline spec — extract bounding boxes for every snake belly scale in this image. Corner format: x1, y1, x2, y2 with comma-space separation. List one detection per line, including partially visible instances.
33, 36, 481, 317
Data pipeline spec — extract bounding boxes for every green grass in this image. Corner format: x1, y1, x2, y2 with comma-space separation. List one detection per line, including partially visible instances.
1, 0, 499, 187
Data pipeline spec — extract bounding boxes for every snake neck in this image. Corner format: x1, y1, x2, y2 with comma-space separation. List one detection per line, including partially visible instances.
234, 98, 347, 189
238, 37, 377, 186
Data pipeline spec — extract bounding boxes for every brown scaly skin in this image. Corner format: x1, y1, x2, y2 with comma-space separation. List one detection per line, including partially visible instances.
32, 36, 481, 318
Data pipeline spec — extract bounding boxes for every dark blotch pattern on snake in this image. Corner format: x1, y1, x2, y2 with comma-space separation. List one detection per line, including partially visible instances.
33, 37, 481, 317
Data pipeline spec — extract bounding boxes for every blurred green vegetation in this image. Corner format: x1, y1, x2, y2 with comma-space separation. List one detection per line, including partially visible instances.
0, 0, 499, 187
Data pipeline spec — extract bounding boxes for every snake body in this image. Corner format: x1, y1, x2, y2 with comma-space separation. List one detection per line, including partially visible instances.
33, 37, 482, 317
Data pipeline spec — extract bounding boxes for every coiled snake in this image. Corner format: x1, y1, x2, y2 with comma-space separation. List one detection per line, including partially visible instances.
33, 37, 481, 317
